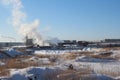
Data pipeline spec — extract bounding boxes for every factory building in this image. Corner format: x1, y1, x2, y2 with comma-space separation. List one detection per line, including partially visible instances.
104, 39, 120, 43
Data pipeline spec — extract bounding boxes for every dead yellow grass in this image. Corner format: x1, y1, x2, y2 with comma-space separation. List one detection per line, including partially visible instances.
61, 52, 94, 60
90, 54, 112, 59
62, 53, 79, 60
34, 54, 50, 58
6, 59, 29, 69
0, 69, 10, 77
102, 47, 120, 51
55, 51, 113, 61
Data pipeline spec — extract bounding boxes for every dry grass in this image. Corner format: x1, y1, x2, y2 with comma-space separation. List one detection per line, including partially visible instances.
5, 56, 54, 69
61, 52, 94, 60
0, 47, 119, 78
34, 54, 50, 58
6, 58, 29, 69
0, 62, 10, 77
90, 53, 113, 59
34, 54, 60, 64
0, 69, 10, 77
61, 53, 78, 60
103, 47, 120, 51
62, 51, 114, 61
59, 51, 113, 61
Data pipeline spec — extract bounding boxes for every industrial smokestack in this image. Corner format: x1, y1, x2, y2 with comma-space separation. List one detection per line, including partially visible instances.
1, 0, 43, 46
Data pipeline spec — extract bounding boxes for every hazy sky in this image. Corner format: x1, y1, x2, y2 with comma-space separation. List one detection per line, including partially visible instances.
0, 0, 120, 42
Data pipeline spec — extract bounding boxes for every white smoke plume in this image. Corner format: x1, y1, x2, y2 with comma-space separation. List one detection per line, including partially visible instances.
1, 0, 43, 45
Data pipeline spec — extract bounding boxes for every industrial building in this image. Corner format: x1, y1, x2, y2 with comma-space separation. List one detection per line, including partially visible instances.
0, 38, 120, 49
104, 39, 120, 43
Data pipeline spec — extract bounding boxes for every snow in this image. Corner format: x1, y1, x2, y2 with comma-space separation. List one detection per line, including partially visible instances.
90, 48, 104, 52
0, 77, 9, 80
75, 56, 116, 62
94, 74, 115, 80
0, 48, 120, 80
4, 66, 117, 80
34, 50, 82, 55
115, 76, 120, 79
9, 67, 59, 80
0, 66, 114, 80
60, 59, 120, 78
82, 47, 91, 51
77, 62, 120, 73
111, 50, 120, 58
0, 61, 5, 66
5, 48, 23, 57
24, 57, 51, 64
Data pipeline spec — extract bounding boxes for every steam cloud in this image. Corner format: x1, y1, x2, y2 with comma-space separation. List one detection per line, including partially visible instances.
1, 0, 43, 45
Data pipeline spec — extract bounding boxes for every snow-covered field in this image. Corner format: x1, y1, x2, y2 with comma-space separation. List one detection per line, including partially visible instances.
0, 47, 120, 80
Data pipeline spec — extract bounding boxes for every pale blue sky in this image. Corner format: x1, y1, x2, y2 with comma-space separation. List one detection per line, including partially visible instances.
0, 0, 120, 42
